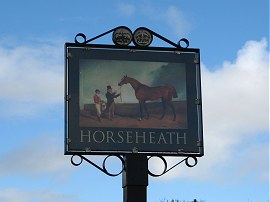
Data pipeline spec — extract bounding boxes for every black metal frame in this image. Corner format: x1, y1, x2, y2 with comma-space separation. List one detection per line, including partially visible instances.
65, 26, 203, 202
65, 47, 203, 156
72, 26, 190, 49
70, 154, 197, 177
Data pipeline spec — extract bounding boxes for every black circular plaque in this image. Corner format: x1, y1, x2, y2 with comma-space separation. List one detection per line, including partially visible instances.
133, 28, 153, 47
112, 26, 133, 46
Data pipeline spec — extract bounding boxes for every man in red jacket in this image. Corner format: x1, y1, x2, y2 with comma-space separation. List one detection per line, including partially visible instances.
93, 89, 103, 122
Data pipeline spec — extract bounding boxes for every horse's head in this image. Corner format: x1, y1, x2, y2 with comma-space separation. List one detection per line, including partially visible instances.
118, 75, 128, 86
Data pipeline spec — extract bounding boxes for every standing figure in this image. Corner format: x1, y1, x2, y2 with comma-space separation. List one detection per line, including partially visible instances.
93, 89, 103, 122
106, 85, 121, 120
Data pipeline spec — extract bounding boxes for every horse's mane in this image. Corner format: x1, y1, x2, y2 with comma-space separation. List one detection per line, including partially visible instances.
127, 76, 150, 88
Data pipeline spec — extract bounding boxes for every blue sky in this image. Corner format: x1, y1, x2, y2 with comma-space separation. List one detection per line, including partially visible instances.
0, 0, 269, 202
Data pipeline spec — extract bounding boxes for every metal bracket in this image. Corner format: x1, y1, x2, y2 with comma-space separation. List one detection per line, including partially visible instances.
71, 155, 125, 177
65, 95, 71, 101
195, 98, 201, 105
147, 156, 198, 177
71, 155, 198, 178
66, 138, 71, 145
197, 141, 203, 147
73, 26, 190, 49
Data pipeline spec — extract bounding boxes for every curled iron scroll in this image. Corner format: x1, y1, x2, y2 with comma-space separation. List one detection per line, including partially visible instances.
71, 155, 125, 177
74, 26, 123, 44
74, 33, 87, 44
148, 156, 197, 177
71, 155, 83, 166
185, 156, 198, 167
178, 38, 190, 48
73, 26, 190, 49
147, 156, 167, 177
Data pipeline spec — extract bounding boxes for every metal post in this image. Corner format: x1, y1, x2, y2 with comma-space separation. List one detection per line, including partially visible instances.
122, 154, 148, 202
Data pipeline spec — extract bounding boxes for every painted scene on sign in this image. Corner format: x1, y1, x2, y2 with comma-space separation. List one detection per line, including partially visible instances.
79, 59, 187, 129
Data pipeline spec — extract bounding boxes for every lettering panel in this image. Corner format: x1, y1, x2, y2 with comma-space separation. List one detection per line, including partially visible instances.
78, 128, 188, 152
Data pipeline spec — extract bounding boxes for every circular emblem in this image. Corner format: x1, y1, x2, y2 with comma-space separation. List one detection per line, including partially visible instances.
112, 27, 133, 46
133, 28, 153, 47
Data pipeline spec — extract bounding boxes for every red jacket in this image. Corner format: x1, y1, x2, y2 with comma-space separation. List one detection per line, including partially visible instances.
93, 94, 101, 104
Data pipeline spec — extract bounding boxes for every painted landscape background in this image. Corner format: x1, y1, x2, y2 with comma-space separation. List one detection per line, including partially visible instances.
80, 100, 187, 129
79, 59, 186, 109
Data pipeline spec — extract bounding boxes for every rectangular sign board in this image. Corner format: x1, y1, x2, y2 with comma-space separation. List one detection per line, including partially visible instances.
65, 44, 203, 156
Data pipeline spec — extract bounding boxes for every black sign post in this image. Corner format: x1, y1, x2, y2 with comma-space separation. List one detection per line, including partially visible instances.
65, 26, 203, 202
122, 154, 148, 202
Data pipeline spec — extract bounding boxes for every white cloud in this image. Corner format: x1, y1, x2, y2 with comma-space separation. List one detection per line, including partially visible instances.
203, 38, 269, 134
117, 3, 135, 17
0, 133, 71, 176
140, 5, 191, 37
115, 3, 191, 40
0, 42, 64, 117
0, 44, 63, 103
163, 6, 191, 37
151, 38, 269, 182
0, 132, 79, 202
0, 188, 76, 202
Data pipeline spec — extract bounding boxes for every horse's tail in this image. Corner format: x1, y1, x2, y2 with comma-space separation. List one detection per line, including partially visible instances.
171, 86, 178, 98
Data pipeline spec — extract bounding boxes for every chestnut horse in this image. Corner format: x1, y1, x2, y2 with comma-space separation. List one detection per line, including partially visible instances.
118, 75, 177, 121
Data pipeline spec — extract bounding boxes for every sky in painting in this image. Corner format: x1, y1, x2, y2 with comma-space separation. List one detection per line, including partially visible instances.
79, 59, 186, 105
0, 0, 269, 202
